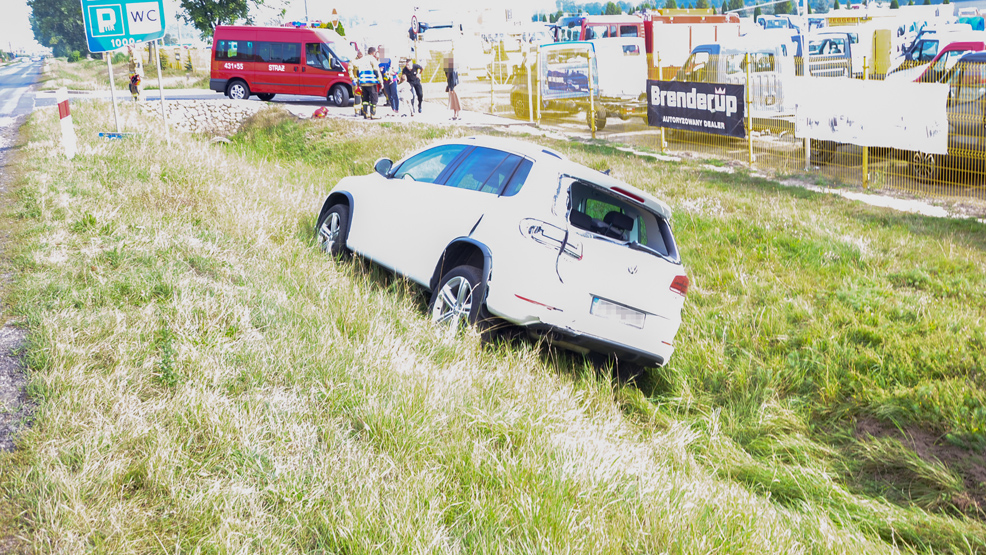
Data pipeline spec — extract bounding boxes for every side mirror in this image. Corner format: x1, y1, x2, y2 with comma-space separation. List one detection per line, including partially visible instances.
331, 58, 343, 71
374, 158, 393, 176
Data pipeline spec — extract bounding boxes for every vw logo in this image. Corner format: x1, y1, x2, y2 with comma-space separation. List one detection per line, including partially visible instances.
628, 265, 638, 275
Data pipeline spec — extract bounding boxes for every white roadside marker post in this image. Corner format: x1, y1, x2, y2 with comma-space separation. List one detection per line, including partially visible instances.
56, 87, 77, 159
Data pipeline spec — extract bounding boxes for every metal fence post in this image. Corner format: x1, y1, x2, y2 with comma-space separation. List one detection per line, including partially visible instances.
746, 52, 753, 169
588, 47, 596, 139
862, 57, 869, 190
658, 51, 664, 154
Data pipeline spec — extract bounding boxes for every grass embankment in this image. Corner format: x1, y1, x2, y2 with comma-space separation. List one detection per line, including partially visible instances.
0, 100, 984, 553
40, 56, 208, 91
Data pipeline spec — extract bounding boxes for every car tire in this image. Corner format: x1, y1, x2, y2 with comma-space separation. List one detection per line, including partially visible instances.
586, 110, 606, 131
909, 151, 940, 182
257, 93, 275, 101
226, 80, 250, 100
810, 139, 836, 165
330, 85, 350, 107
315, 204, 350, 257
512, 94, 529, 118
429, 265, 491, 335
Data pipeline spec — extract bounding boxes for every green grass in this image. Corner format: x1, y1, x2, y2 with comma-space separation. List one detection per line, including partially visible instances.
0, 100, 984, 554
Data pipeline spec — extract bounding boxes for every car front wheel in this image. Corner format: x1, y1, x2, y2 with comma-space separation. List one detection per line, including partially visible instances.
330, 85, 350, 107
512, 94, 529, 118
429, 265, 488, 335
316, 204, 350, 257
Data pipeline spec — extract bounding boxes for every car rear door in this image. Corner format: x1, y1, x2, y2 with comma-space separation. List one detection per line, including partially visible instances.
557, 181, 686, 331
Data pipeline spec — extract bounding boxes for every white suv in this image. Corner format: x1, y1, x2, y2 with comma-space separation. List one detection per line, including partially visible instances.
315, 136, 689, 367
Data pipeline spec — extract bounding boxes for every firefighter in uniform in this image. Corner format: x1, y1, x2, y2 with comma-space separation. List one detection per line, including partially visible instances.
355, 46, 383, 119
349, 49, 363, 117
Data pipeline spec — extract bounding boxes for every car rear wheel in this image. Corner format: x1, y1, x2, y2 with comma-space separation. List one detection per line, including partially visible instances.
429, 265, 489, 336
315, 204, 350, 257
910, 151, 940, 182
810, 139, 837, 165
226, 80, 250, 100
330, 84, 350, 107
257, 93, 275, 101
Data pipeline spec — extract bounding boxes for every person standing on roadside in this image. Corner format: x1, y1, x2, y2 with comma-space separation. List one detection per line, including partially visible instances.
349, 48, 363, 117
356, 46, 383, 118
402, 58, 424, 114
445, 55, 461, 120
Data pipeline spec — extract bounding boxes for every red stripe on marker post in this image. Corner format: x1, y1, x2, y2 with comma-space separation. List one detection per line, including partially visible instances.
55, 87, 77, 159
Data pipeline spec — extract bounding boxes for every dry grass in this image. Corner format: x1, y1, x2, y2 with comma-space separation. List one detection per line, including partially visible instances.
0, 99, 983, 554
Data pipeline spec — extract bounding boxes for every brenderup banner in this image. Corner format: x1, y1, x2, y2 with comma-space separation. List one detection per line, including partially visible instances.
647, 80, 745, 139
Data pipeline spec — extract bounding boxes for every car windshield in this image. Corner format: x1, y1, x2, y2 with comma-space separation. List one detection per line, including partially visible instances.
391, 145, 467, 182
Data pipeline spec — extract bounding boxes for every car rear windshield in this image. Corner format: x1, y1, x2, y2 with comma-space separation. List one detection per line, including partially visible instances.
567, 181, 679, 262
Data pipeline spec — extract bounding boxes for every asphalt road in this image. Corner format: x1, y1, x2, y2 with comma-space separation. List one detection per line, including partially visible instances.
0, 58, 43, 118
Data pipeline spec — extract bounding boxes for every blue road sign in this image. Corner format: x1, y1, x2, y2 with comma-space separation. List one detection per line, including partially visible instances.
81, 0, 166, 52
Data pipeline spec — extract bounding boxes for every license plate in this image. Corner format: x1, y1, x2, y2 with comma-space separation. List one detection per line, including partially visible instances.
590, 297, 646, 329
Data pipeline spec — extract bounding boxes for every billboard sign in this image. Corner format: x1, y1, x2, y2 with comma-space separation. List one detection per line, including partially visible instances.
647, 80, 746, 138
81, 0, 166, 52
539, 43, 598, 101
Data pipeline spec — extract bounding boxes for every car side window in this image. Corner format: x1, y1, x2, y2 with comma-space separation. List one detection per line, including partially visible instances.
444, 147, 510, 192
391, 145, 468, 183
500, 159, 533, 197
216, 40, 253, 61
306, 43, 333, 70
481, 156, 522, 195
952, 63, 986, 102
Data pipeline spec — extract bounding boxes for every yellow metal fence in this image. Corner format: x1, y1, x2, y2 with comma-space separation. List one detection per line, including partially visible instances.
450, 53, 986, 202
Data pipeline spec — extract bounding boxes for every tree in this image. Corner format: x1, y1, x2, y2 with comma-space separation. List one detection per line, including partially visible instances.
754, 6, 762, 19
722, 0, 728, 13
604, 1, 622, 14
179, 0, 265, 38
28, 0, 89, 58
923, 0, 930, 5
696, 0, 709, 8
890, 0, 899, 8
834, 0, 841, 9
665, 0, 678, 9
728, 0, 745, 14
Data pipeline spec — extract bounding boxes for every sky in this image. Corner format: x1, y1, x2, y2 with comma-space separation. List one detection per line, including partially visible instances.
0, 0, 558, 53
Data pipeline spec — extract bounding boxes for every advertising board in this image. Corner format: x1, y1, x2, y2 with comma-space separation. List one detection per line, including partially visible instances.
538, 43, 599, 101
647, 79, 746, 138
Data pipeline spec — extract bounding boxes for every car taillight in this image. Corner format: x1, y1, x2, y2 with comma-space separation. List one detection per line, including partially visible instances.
670, 275, 689, 297
611, 186, 645, 204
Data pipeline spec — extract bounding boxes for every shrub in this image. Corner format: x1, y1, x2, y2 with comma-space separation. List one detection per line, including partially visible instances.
67, 50, 82, 63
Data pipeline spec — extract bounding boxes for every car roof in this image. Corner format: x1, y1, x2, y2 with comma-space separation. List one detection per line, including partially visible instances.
457, 135, 568, 162
958, 51, 986, 62
445, 136, 673, 219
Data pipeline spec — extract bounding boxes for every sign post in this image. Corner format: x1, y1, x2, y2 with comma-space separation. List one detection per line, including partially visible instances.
81, 0, 166, 135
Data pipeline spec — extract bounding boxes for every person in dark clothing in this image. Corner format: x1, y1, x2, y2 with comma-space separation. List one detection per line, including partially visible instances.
445, 56, 460, 120
402, 58, 424, 113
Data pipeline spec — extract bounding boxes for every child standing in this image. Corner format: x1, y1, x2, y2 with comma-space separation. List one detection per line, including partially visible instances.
397, 74, 415, 117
